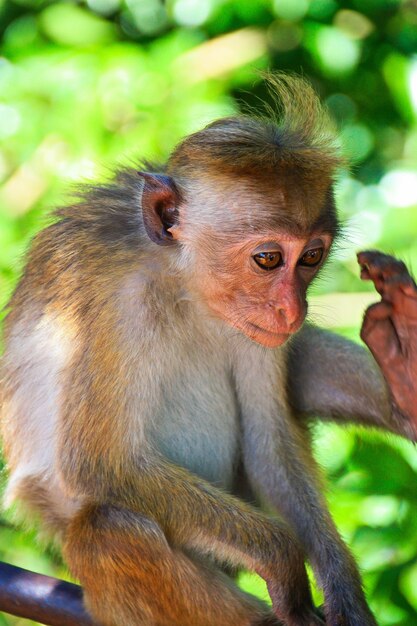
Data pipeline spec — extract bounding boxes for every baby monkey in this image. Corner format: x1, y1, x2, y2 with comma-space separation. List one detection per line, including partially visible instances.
1, 75, 417, 626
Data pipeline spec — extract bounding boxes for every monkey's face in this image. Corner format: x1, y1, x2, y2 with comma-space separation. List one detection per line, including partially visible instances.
139, 170, 335, 348
186, 229, 333, 349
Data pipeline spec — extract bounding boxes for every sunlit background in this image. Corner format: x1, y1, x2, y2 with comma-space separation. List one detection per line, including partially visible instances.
1, 0, 417, 624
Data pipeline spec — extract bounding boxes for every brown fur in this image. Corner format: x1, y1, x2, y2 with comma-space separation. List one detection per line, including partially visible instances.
168, 74, 342, 178
168, 74, 341, 235
3, 75, 412, 626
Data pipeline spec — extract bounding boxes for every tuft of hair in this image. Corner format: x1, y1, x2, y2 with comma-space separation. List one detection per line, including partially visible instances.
167, 73, 344, 181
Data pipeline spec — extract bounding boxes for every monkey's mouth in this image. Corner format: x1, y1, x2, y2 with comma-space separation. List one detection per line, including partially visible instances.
246, 322, 290, 347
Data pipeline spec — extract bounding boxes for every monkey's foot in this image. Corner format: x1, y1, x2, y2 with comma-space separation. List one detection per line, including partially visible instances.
358, 249, 417, 438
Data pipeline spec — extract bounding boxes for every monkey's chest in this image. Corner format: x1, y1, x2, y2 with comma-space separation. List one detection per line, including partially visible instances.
147, 359, 240, 490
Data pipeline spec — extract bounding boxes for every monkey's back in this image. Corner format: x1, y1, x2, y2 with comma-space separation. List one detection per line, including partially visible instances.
0, 181, 246, 534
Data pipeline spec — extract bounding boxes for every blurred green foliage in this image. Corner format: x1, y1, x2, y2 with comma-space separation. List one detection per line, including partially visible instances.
0, 0, 417, 624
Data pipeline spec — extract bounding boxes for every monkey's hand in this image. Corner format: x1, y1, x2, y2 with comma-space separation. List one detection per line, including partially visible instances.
358, 250, 417, 439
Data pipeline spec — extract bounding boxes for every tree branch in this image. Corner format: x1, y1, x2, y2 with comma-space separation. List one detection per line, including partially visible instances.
0, 561, 95, 626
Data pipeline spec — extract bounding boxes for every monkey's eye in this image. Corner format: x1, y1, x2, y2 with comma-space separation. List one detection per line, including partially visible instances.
253, 251, 282, 270
298, 247, 324, 267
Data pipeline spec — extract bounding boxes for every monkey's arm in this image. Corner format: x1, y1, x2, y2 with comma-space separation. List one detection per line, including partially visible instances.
286, 324, 412, 435
235, 349, 377, 626
288, 250, 417, 441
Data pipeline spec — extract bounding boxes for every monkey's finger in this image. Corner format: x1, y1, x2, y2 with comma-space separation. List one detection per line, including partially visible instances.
373, 276, 417, 350
357, 251, 390, 281
400, 281, 417, 296
382, 275, 417, 318
361, 304, 401, 363
363, 301, 393, 321
357, 251, 412, 297
357, 250, 408, 277
362, 302, 395, 336
361, 303, 397, 354
357, 256, 385, 294
382, 272, 417, 292
358, 266, 417, 354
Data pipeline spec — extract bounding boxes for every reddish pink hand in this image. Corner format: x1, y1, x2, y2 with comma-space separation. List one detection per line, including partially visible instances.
358, 250, 417, 439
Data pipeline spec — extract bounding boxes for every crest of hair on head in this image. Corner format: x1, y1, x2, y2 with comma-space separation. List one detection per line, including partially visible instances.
167, 72, 344, 182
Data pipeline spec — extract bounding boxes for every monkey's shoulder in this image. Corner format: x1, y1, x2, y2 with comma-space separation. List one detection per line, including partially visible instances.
21, 166, 149, 263
4, 171, 167, 324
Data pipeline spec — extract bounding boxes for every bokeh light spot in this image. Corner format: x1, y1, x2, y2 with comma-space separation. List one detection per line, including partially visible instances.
380, 170, 417, 208
3, 15, 39, 49
126, 0, 168, 35
87, 0, 121, 16
315, 27, 361, 76
268, 21, 303, 52
326, 93, 357, 124
334, 10, 374, 40
0, 105, 21, 139
172, 0, 212, 27
273, 0, 309, 22
345, 211, 383, 248
39, 3, 115, 46
408, 58, 417, 117
308, 0, 338, 20
358, 496, 400, 527
400, 562, 417, 611
340, 123, 374, 162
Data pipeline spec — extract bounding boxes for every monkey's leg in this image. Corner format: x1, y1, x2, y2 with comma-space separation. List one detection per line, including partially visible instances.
60, 452, 324, 626
64, 503, 280, 626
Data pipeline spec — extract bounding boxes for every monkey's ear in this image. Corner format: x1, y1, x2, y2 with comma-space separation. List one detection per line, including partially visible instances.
138, 172, 180, 246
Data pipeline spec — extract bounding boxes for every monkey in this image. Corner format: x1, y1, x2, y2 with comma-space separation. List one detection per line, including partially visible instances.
1, 74, 417, 626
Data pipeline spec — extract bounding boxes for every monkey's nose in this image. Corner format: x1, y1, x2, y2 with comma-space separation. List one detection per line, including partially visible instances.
282, 309, 302, 331
268, 301, 305, 331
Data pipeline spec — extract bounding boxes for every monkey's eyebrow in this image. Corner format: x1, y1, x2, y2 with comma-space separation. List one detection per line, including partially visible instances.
303, 238, 325, 250
252, 241, 283, 254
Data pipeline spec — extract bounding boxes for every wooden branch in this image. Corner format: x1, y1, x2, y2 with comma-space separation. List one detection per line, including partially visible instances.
0, 562, 95, 626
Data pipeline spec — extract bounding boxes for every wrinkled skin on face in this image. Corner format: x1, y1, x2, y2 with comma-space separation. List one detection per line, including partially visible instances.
182, 229, 333, 349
